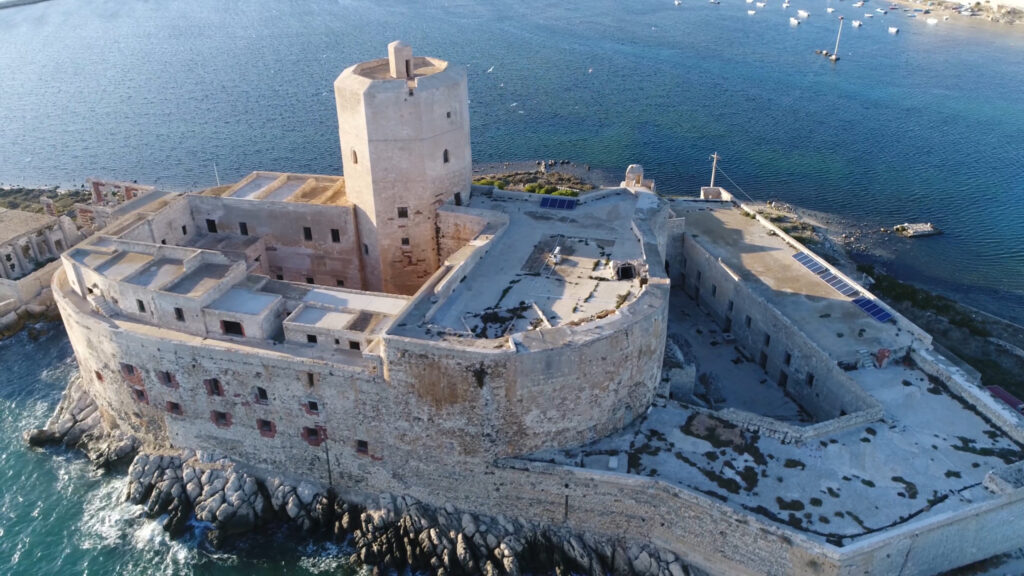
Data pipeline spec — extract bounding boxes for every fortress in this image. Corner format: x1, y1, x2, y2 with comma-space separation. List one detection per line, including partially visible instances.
48, 42, 1024, 575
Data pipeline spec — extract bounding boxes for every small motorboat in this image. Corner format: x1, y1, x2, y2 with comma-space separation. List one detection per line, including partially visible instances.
827, 7, 836, 13
853, 1, 863, 6
926, 17, 938, 24
852, 19, 863, 26
675, 0, 682, 5
783, 0, 791, 6
865, 12, 874, 17
876, 7, 887, 13
748, 9, 757, 14
756, 2, 767, 7
888, 26, 899, 33
790, 16, 800, 24
797, 9, 809, 17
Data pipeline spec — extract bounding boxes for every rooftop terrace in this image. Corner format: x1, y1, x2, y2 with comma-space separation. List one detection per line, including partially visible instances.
0, 208, 57, 245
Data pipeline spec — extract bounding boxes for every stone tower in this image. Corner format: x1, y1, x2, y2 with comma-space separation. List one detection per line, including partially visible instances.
334, 41, 472, 295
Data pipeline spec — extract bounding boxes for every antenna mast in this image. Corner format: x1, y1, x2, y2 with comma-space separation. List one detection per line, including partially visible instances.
709, 152, 720, 187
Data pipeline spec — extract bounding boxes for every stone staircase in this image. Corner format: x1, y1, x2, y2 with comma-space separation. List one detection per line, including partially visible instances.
88, 294, 119, 318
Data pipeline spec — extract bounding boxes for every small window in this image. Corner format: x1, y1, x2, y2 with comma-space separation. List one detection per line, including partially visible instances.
166, 401, 183, 415
336, 279, 344, 287
121, 363, 137, 377
454, 192, 462, 206
784, 352, 792, 366
257, 419, 276, 437
256, 386, 269, 403
307, 400, 319, 413
239, 222, 248, 236
302, 426, 324, 446
397, 207, 409, 219
728, 300, 734, 313
443, 149, 450, 164
133, 388, 148, 403
351, 149, 358, 164
363, 243, 369, 255
174, 307, 185, 322
306, 334, 318, 344
697, 270, 703, 283
806, 373, 815, 388
745, 315, 752, 328
161, 239, 166, 245
222, 320, 244, 337
205, 378, 224, 397
157, 370, 178, 388
136, 299, 146, 313
305, 372, 315, 388
305, 277, 314, 284
401, 237, 409, 246
303, 227, 312, 241
330, 228, 340, 243
763, 334, 771, 348
356, 439, 369, 454
446, 111, 451, 119
276, 274, 284, 280
211, 410, 231, 428
334, 338, 341, 345
349, 341, 361, 351
181, 225, 188, 236
206, 219, 217, 234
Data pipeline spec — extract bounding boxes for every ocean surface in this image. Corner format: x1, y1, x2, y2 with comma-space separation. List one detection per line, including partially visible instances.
0, 0, 1023, 573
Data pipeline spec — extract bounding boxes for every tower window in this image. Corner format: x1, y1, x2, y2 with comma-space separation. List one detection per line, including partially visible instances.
356, 439, 369, 454
363, 243, 369, 255
307, 400, 319, 413
401, 237, 410, 246
351, 149, 358, 164
276, 274, 284, 280
306, 334, 318, 344
443, 149, 450, 164
336, 279, 344, 287
206, 219, 217, 233
256, 386, 269, 403
397, 207, 409, 219
204, 378, 224, 397
239, 222, 248, 236
349, 341, 361, 351
257, 419, 276, 437
221, 320, 244, 337
211, 410, 231, 428
136, 299, 146, 313
446, 111, 451, 119
306, 277, 314, 284
303, 226, 312, 241
166, 401, 183, 416
330, 228, 340, 243
174, 307, 185, 322
181, 225, 188, 236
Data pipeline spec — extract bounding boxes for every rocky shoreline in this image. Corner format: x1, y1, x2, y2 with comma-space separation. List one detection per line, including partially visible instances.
24, 379, 703, 576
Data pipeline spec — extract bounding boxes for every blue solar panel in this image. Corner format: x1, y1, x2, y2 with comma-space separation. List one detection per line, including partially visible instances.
852, 297, 892, 322
539, 196, 576, 210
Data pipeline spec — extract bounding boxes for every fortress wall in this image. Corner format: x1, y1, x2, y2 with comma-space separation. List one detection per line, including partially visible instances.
382, 282, 670, 460
680, 237, 880, 421
435, 204, 500, 263
0, 258, 62, 305
117, 195, 196, 246
912, 347, 1024, 445
188, 195, 364, 289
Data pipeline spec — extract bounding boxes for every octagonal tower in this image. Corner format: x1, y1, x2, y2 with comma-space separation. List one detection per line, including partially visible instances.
335, 41, 472, 295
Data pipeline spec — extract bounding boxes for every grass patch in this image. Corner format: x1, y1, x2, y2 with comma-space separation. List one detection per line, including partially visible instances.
783, 458, 806, 470
891, 476, 919, 499
944, 470, 962, 479
776, 497, 805, 512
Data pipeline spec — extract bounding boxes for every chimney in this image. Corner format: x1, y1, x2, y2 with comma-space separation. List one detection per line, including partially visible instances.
388, 41, 413, 79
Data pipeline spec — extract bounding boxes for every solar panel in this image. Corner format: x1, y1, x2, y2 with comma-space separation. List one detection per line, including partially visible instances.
852, 297, 891, 322
539, 196, 577, 210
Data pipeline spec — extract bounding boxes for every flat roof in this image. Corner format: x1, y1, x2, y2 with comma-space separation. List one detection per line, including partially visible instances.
69, 247, 117, 268
352, 56, 447, 80
164, 263, 230, 297
263, 178, 306, 202
93, 251, 153, 281
671, 201, 913, 359
229, 174, 278, 199
303, 288, 408, 316
125, 258, 185, 289
291, 307, 356, 331
0, 208, 56, 244
207, 287, 280, 316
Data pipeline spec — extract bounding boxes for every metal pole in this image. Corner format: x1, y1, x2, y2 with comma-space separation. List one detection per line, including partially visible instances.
710, 152, 720, 187
834, 17, 844, 55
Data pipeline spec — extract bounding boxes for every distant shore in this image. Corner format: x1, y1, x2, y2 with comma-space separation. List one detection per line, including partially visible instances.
881, 0, 1022, 30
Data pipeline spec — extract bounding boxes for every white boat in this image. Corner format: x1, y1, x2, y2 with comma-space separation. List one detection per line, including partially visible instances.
876, 7, 887, 13
853, 1, 863, 6
797, 9, 809, 17
783, 0, 790, 6
675, 0, 682, 5
888, 26, 899, 33
926, 17, 938, 24
746, 0, 754, 4
852, 19, 863, 26
790, 16, 800, 24
756, 2, 766, 7
827, 7, 836, 13
748, 9, 757, 14
865, 12, 874, 17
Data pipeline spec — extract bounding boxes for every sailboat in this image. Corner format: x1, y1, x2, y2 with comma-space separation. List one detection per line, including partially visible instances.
828, 16, 844, 61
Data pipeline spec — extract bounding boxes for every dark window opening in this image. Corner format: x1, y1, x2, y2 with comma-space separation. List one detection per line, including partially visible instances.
405, 59, 411, 77
305, 277, 314, 284
349, 341, 361, 351
356, 439, 369, 455
211, 410, 231, 428
758, 351, 768, 369
454, 192, 462, 206
745, 315, 752, 328
806, 373, 815, 388
303, 227, 312, 241
257, 418, 276, 437
166, 401, 183, 415
174, 307, 185, 322
331, 228, 340, 243
307, 400, 319, 413
711, 284, 717, 297
239, 222, 248, 236
334, 338, 340, 345
401, 237, 410, 246
397, 207, 409, 219
351, 149, 358, 164
763, 334, 771, 348
305, 372, 315, 388
157, 370, 178, 388
205, 378, 224, 397
181, 225, 188, 236
161, 239, 166, 245
133, 388, 149, 403
256, 386, 268, 403
784, 352, 792, 366
306, 334, 318, 344
276, 274, 284, 280
363, 243, 369, 255
221, 320, 244, 337
206, 219, 217, 234
120, 363, 137, 377
443, 149, 450, 164
616, 263, 636, 280
136, 299, 146, 313
446, 111, 451, 119
336, 279, 344, 287
302, 426, 325, 446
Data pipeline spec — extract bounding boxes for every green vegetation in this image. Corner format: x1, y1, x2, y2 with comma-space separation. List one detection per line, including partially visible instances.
783, 458, 805, 470
0, 186, 91, 215
776, 497, 805, 512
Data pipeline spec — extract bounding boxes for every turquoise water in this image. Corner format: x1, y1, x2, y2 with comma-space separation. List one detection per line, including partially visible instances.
0, 0, 1023, 572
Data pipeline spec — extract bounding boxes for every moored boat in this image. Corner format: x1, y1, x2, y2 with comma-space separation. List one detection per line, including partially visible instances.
888, 25, 899, 33
852, 19, 863, 26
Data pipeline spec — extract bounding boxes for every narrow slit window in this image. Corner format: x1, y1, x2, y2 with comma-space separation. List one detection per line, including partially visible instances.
443, 149, 450, 164
206, 219, 217, 234
174, 307, 185, 322
303, 226, 312, 241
